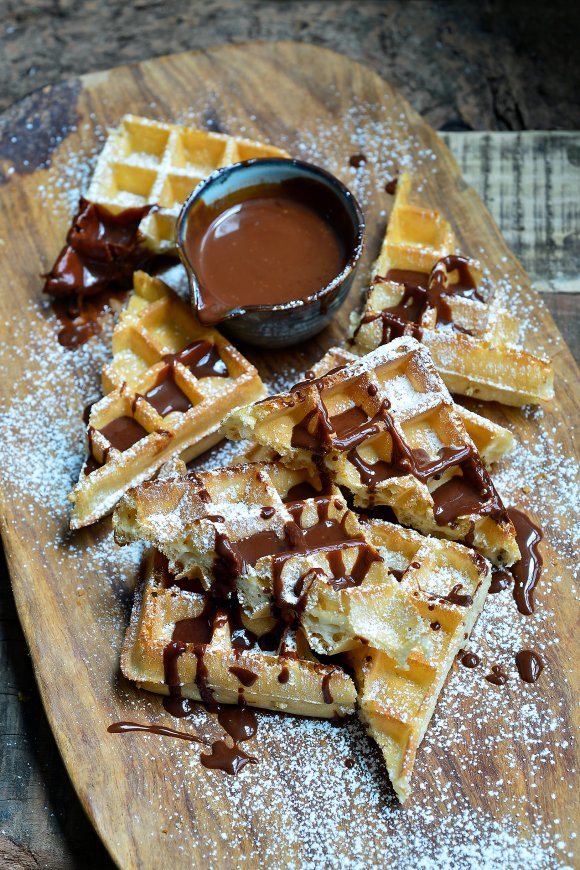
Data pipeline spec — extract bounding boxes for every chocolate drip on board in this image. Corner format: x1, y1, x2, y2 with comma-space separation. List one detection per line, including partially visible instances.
107, 721, 209, 744
515, 650, 543, 683
349, 153, 367, 168
460, 651, 480, 668
489, 568, 512, 594
508, 509, 543, 615
485, 665, 509, 686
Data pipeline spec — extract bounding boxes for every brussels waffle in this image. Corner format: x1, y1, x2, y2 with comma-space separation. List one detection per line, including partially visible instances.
121, 549, 357, 719
351, 173, 554, 406
69, 272, 265, 528
347, 518, 491, 803
114, 461, 433, 665
310, 347, 516, 466
87, 115, 289, 253
223, 337, 519, 566
116, 460, 491, 801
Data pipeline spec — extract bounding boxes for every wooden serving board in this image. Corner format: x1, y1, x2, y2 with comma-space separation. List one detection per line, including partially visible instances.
0, 43, 577, 869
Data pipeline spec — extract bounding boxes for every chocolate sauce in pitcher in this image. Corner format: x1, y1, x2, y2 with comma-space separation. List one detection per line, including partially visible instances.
183, 178, 351, 324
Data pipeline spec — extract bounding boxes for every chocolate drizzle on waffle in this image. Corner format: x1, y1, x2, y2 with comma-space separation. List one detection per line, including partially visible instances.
202, 492, 382, 612
288, 386, 508, 530
163, 340, 229, 379
355, 255, 483, 345
159, 585, 260, 774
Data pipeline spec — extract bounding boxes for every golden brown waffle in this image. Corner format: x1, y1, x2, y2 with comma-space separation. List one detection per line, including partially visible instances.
351, 173, 554, 406
69, 272, 265, 528
223, 337, 519, 566
310, 347, 515, 466
117, 461, 491, 801
122, 550, 357, 718
87, 115, 289, 253
114, 461, 433, 665
347, 518, 491, 803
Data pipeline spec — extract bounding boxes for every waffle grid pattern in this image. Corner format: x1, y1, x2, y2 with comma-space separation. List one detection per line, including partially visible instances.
87, 115, 289, 251
352, 172, 554, 406
223, 338, 520, 566
69, 272, 265, 528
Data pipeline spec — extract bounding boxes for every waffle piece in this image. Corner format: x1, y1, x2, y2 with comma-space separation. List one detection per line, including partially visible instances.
223, 338, 519, 566
69, 272, 265, 528
114, 462, 433, 665
87, 115, 289, 253
122, 550, 357, 718
351, 173, 554, 406
309, 347, 515, 466
347, 518, 492, 803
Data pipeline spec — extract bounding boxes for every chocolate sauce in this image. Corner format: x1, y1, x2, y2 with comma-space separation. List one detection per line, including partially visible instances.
385, 177, 399, 195
431, 462, 507, 527
83, 396, 101, 425
205, 703, 259, 774
286, 374, 506, 535
277, 666, 290, 684
98, 416, 148, 451
430, 621, 441, 631
485, 665, 509, 686
184, 178, 351, 325
489, 567, 512, 594
144, 368, 192, 416
349, 153, 367, 168
389, 568, 406, 582
509, 509, 543, 616
270, 497, 382, 613
330, 406, 369, 436
163, 339, 228, 379
154, 551, 206, 594
107, 721, 208, 744
354, 254, 483, 345
291, 398, 334, 451
234, 529, 288, 568
52, 287, 128, 349
43, 198, 154, 348
228, 602, 259, 651
440, 583, 474, 608
260, 506, 276, 519
162, 640, 193, 717
515, 650, 543, 683
200, 739, 257, 775
217, 705, 258, 742
321, 672, 334, 704
229, 666, 259, 687
205, 492, 381, 620
83, 454, 103, 476
173, 602, 220, 646
460, 651, 480, 668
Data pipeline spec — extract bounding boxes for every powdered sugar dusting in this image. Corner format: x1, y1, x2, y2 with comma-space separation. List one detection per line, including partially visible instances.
0, 96, 577, 868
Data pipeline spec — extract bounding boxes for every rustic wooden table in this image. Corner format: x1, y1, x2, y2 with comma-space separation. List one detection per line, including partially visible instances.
1, 4, 578, 868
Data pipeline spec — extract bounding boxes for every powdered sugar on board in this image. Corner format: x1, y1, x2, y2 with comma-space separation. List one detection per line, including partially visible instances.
0, 97, 577, 869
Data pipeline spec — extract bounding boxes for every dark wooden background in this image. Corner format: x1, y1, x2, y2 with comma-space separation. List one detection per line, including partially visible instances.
1, 2, 578, 867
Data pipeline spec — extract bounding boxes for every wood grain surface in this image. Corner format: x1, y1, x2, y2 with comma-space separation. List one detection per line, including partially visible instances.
0, 43, 578, 869
3, 0, 580, 131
